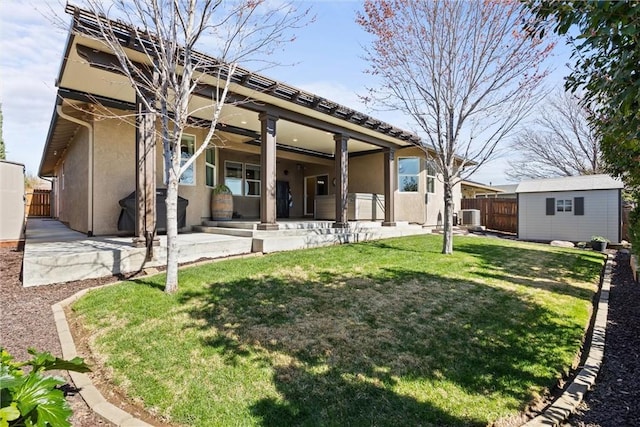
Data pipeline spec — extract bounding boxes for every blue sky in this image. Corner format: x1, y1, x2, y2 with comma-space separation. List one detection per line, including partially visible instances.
0, 0, 571, 185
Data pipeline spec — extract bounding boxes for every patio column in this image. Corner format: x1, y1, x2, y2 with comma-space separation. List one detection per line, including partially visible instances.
383, 148, 396, 226
133, 93, 158, 256
258, 111, 279, 230
334, 133, 349, 228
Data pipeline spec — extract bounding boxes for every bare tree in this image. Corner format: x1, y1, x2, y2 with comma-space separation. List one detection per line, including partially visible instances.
357, 0, 552, 254
506, 91, 602, 180
73, 0, 308, 293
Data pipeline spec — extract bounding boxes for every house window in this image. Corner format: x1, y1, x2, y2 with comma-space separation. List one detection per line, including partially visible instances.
245, 163, 261, 197
179, 134, 195, 185
205, 148, 215, 187
398, 157, 419, 192
224, 161, 243, 195
426, 159, 436, 194
557, 199, 572, 213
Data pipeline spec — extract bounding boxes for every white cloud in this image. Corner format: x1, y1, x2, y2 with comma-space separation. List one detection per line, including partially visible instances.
0, 0, 68, 174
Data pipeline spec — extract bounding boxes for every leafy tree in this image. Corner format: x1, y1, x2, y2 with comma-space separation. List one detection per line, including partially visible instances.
0, 103, 5, 160
525, 0, 640, 189
73, 0, 308, 293
506, 91, 603, 180
357, 0, 552, 254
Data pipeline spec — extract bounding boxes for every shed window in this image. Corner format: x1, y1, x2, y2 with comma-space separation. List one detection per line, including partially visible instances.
557, 199, 572, 213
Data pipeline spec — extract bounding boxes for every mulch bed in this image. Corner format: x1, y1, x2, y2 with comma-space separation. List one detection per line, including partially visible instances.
0, 247, 119, 426
569, 250, 640, 426
1, 247, 638, 426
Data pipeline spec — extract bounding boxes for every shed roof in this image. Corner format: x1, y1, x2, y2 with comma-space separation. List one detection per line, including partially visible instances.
515, 174, 624, 194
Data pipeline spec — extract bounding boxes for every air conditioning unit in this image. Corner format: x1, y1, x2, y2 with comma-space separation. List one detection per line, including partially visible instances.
459, 209, 481, 227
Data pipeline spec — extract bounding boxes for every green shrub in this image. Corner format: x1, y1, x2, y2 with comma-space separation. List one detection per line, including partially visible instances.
0, 348, 90, 427
629, 203, 640, 255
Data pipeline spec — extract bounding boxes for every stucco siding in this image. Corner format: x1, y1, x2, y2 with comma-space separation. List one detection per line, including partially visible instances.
56, 114, 462, 232
58, 126, 89, 233
349, 153, 384, 194
93, 117, 136, 235
518, 189, 620, 243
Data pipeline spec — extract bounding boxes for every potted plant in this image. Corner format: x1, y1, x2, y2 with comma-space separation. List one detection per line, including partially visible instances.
210, 184, 233, 220
590, 235, 610, 252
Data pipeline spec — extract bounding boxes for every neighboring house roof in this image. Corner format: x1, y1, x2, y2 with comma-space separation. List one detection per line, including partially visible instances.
515, 174, 624, 194
493, 184, 518, 194
461, 180, 504, 193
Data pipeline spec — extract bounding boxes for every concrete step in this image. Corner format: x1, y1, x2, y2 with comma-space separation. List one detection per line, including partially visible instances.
201, 220, 259, 229
192, 225, 254, 237
148, 234, 253, 265
253, 225, 430, 253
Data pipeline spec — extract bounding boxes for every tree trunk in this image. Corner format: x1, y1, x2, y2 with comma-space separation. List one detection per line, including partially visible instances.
442, 180, 454, 255
164, 169, 179, 293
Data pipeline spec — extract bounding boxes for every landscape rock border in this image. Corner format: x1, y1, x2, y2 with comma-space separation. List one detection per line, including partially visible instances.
53, 286, 153, 427
524, 253, 614, 426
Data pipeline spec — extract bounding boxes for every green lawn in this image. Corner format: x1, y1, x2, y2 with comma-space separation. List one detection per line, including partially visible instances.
71, 235, 604, 426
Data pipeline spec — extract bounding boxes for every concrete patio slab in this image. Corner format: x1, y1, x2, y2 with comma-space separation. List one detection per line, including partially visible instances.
23, 219, 253, 287
22, 218, 435, 287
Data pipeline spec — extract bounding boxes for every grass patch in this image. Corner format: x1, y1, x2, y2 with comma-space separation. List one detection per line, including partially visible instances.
71, 235, 604, 426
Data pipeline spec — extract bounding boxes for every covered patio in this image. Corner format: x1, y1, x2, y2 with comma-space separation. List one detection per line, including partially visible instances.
39, 6, 423, 248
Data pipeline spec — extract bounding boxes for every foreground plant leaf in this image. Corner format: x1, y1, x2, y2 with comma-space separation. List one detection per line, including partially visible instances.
26, 349, 90, 374
13, 374, 72, 427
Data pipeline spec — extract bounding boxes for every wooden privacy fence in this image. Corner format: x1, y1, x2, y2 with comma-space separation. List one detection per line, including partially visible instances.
461, 198, 517, 234
26, 189, 51, 217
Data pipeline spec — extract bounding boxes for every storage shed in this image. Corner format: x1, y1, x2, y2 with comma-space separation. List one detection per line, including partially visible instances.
0, 160, 26, 248
516, 174, 624, 243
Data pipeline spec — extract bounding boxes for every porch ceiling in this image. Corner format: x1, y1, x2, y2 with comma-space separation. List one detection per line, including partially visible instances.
42, 7, 420, 175
39, 101, 87, 176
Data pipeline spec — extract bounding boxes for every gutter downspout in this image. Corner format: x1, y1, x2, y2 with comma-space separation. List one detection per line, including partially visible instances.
56, 106, 94, 237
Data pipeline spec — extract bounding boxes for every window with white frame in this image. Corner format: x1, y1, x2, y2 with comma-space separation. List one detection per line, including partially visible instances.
205, 148, 215, 187
557, 199, 573, 212
179, 134, 195, 185
245, 163, 261, 197
426, 159, 436, 194
224, 161, 243, 195
398, 157, 420, 192
224, 161, 261, 196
